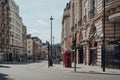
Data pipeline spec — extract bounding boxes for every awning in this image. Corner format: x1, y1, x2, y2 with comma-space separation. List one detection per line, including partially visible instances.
109, 12, 120, 22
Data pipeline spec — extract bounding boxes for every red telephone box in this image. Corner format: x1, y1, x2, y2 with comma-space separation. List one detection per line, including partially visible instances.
63, 50, 72, 68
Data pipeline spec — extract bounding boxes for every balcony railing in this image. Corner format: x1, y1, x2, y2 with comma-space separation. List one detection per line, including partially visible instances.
105, 0, 120, 4
78, 19, 82, 27
88, 9, 95, 19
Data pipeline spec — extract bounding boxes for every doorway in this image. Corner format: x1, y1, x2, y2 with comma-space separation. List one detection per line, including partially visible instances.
78, 45, 83, 64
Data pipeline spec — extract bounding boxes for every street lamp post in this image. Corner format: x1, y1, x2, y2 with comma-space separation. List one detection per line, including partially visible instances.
50, 16, 53, 66
74, 33, 77, 72
53, 36, 55, 62
102, 0, 106, 72
71, 27, 77, 71
53, 36, 54, 58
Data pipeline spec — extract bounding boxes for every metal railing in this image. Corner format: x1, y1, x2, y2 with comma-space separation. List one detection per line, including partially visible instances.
88, 9, 95, 19
78, 19, 82, 27
105, 44, 120, 69
105, 0, 120, 4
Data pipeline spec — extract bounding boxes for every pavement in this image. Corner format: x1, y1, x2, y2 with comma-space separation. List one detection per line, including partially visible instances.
1, 61, 120, 75
51, 62, 120, 75
0, 61, 120, 80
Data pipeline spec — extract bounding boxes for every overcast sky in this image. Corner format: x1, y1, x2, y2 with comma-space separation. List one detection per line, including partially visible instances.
14, 0, 69, 43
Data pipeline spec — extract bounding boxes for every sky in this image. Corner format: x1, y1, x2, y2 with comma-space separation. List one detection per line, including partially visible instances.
14, 0, 69, 44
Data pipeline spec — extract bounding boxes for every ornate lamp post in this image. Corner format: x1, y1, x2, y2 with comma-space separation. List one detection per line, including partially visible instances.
71, 27, 77, 71
50, 16, 53, 66
102, 0, 106, 72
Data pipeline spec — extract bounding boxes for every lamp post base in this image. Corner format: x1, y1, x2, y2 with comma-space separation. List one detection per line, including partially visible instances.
49, 58, 53, 66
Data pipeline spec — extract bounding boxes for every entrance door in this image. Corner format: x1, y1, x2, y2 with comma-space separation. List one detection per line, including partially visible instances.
89, 50, 97, 65
89, 40, 97, 65
78, 46, 83, 64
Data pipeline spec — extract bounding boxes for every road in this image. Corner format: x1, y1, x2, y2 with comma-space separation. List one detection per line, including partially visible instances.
0, 61, 120, 80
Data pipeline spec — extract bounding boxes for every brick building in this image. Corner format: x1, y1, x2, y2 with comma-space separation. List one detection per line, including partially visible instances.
62, 0, 120, 68
9, 0, 23, 61
0, 0, 10, 61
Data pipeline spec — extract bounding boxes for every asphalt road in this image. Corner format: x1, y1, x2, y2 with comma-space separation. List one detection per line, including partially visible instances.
0, 61, 120, 80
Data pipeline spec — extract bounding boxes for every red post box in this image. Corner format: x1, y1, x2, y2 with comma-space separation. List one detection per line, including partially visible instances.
63, 50, 72, 68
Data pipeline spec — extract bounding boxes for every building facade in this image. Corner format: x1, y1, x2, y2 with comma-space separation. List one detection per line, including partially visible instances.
27, 34, 42, 61
62, 0, 120, 68
41, 43, 48, 60
61, 2, 71, 55
0, 0, 10, 61
27, 34, 33, 60
22, 24, 27, 61
32, 37, 42, 61
9, 0, 23, 61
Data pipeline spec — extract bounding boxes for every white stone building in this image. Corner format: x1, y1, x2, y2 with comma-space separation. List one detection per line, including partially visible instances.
27, 35, 33, 58
27, 34, 43, 60
9, 0, 23, 57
